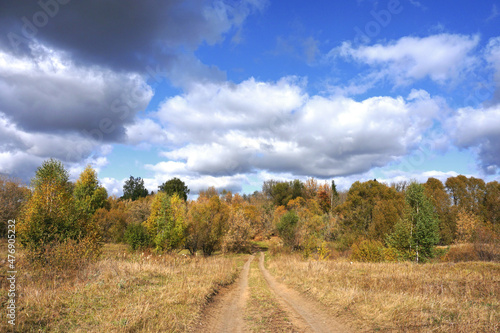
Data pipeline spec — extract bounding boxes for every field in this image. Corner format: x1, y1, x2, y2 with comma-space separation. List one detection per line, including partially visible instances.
0, 244, 244, 332
1, 242, 499, 332
267, 253, 500, 332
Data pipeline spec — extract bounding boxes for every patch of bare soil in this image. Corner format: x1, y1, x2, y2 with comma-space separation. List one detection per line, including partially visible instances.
258, 253, 353, 333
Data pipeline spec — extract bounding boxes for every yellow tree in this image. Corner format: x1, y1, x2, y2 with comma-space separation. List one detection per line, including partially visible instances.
18, 159, 77, 255
74, 165, 108, 217
455, 210, 480, 244
143, 192, 187, 252
186, 189, 229, 255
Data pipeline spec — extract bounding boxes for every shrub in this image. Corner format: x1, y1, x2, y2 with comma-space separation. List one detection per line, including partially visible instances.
29, 234, 101, 276
441, 244, 479, 262
124, 223, 151, 251
350, 239, 385, 262
268, 237, 285, 256
276, 210, 299, 248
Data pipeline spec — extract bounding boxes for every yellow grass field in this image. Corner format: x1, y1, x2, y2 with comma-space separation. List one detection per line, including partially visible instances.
0, 244, 244, 332
267, 253, 500, 332
1, 242, 499, 332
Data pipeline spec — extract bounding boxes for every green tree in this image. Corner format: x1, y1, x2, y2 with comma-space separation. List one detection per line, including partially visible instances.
277, 210, 299, 248
263, 179, 305, 207
331, 179, 339, 208
124, 223, 151, 250
158, 177, 190, 201
122, 176, 149, 201
389, 182, 439, 262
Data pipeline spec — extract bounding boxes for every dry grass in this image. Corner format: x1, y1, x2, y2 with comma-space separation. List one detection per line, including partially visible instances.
244, 258, 297, 332
267, 253, 499, 332
0, 243, 242, 332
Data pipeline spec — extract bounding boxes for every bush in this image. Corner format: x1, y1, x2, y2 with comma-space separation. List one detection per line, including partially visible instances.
124, 223, 151, 251
441, 244, 479, 262
268, 237, 285, 256
28, 235, 101, 276
276, 210, 299, 248
382, 247, 399, 262
350, 239, 385, 262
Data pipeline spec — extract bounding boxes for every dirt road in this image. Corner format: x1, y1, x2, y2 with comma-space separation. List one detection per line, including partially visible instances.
196, 253, 352, 332
258, 253, 350, 332
196, 255, 254, 333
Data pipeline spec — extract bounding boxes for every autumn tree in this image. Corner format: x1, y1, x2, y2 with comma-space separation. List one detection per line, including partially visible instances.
317, 182, 331, 213
455, 209, 480, 243
0, 175, 29, 237
122, 176, 149, 201
186, 189, 229, 255
222, 198, 258, 253
424, 177, 454, 244
445, 175, 486, 217
336, 180, 404, 245
18, 159, 104, 266
158, 177, 190, 201
484, 181, 500, 227
143, 192, 187, 252
18, 159, 76, 253
93, 197, 129, 242
74, 165, 108, 218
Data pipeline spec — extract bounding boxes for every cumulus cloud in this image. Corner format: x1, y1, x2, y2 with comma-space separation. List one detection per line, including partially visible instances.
145, 161, 247, 194
0, 0, 266, 73
335, 34, 480, 85
141, 78, 443, 182
0, 0, 266, 181
448, 104, 500, 174
0, 45, 152, 139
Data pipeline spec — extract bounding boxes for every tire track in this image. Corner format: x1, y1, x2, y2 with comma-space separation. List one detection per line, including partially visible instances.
258, 252, 352, 333
197, 255, 254, 333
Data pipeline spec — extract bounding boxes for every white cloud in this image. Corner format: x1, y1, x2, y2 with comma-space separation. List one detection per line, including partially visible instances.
448, 104, 500, 174
142, 78, 443, 183
144, 161, 248, 195
0, 44, 152, 180
335, 34, 480, 85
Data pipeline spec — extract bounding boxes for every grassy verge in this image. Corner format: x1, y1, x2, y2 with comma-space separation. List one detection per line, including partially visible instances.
267, 254, 499, 332
1, 243, 242, 332
244, 257, 297, 332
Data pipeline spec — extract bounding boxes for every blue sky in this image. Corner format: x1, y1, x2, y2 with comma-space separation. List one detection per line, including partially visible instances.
0, 0, 499, 196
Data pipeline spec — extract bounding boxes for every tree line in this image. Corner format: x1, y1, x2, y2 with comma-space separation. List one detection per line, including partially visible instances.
1, 159, 498, 265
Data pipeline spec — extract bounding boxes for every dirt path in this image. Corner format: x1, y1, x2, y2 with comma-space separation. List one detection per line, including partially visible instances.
258, 252, 352, 333
196, 255, 254, 333
196, 253, 353, 332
